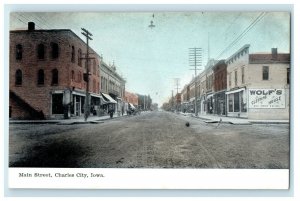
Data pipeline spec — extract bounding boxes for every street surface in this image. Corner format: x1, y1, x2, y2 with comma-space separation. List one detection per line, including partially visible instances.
9, 111, 289, 168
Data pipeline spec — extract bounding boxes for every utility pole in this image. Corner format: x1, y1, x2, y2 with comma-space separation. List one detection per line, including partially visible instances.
189, 48, 202, 116
171, 90, 174, 111
81, 28, 93, 121
174, 78, 180, 112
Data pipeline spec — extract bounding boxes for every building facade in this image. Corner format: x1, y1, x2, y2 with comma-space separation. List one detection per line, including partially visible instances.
100, 61, 126, 115
212, 60, 227, 116
10, 22, 104, 119
226, 45, 290, 120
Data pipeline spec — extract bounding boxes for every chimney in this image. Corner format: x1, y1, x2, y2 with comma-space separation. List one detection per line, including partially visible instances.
28, 22, 35, 31
271, 48, 278, 60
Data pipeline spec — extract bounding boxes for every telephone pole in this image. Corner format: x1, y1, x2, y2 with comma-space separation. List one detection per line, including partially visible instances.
189, 47, 202, 116
174, 78, 180, 112
81, 28, 93, 121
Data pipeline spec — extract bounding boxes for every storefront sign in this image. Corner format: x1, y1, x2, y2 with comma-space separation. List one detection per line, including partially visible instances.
248, 89, 285, 108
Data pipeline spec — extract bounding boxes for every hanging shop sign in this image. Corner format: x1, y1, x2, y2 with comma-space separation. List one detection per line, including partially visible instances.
248, 89, 285, 109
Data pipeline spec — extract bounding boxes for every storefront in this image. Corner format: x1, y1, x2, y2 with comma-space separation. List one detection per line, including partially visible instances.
101, 92, 117, 113
206, 93, 214, 114
226, 88, 247, 118
213, 90, 226, 116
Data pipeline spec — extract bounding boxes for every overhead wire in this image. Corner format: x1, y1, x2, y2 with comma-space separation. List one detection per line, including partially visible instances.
215, 12, 267, 60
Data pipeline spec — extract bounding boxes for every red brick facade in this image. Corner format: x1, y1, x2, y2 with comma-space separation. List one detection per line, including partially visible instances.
124, 91, 138, 106
10, 23, 101, 119
213, 60, 227, 92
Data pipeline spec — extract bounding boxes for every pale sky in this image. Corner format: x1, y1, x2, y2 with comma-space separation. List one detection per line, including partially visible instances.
10, 11, 290, 106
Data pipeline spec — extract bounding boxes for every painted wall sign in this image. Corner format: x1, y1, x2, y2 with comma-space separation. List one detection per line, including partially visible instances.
248, 89, 285, 108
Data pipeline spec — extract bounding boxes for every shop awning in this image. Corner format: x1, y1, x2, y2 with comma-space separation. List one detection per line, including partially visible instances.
225, 88, 245, 95
100, 95, 109, 105
206, 94, 214, 99
101, 93, 117, 104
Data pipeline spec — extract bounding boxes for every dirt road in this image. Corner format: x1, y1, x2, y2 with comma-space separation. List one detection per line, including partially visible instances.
9, 111, 289, 168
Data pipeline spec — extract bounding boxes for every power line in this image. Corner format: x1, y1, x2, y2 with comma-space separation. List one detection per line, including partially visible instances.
215, 12, 267, 60
16, 13, 43, 29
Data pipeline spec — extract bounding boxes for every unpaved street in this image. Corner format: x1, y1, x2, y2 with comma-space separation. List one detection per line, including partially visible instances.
9, 111, 289, 168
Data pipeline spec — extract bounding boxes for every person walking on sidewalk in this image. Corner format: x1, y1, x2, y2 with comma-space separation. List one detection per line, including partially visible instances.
108, 104, 114, 119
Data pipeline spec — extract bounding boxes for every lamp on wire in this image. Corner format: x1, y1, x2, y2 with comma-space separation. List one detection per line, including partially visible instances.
148, 13, 155, 29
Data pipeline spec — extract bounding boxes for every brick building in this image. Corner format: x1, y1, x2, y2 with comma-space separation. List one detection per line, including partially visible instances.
212, 60, 227, 115
10, 22, 102, 119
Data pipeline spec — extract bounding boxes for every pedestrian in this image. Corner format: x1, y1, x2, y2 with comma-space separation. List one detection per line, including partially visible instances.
108, 104, 114, 119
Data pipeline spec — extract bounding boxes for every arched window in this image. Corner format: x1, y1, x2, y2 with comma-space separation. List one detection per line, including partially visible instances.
50, 42, 59, 59
16, 44, 23, 60
51, 69, 58, 85
37, 44, 45, 59
71, 46, 75, 63
71, 70, 75, 81
93, 60, 96, 75
15, 69, 22, 86
93, 79, 96, 93
38, 69, 44, 85
78, 49, 82, 66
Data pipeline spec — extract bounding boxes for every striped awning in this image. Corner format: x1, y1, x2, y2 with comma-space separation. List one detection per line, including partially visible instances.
101, 93, 117, 104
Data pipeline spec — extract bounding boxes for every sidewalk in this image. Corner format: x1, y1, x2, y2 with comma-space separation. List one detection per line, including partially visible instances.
179, 112, 289, 125
9, 114, 128, 125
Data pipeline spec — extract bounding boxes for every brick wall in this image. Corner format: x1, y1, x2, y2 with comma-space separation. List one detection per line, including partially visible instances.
10, 28, 101, 119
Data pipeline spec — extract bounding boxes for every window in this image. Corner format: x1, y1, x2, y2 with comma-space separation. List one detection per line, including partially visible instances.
51, 42, 59, 59
263, 66, 269, 80
38, 69, 44, 85
228, 94, 233, 112
71, 70, 75, 81
71, 46, 75, 63
37, 44, 45, 59
241, 91, 247, 112
229, 72, 232, 87
16, 44, 23, 60
234, 70, 237, 86
93, 60, 96, 75
234, 92, 240, 112
241, 67, 245, 84
78, 49, 82, 66
93, 79, 96, 93
78, 71, 82, 82
15, 69, 22, 86
287, 68, 290, 84
51, 69, 58, 85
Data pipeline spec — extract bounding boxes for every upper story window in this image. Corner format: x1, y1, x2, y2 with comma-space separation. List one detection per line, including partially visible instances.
37, 44, 45, 60
16, 44, 23, 60
287, 68, 290, 85
71, 46, 75, 63
93, 60, 96, 75
51, 69, 58, 85
234, 70, 238, 86
71, 70, 75, 81
241, 67, 245, 84
93, 79, 96, 93
15, 69, 22, 86
37, 69, 44, 85
262, 66, 269, 80
50, 42, 59, 59
78, 49, 82, 67
229, 72, 232, 87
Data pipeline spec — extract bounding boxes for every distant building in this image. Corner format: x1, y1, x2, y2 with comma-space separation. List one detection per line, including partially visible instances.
124, 91, 138, 112
100, 61, 126, 114
226, 45, 290, 120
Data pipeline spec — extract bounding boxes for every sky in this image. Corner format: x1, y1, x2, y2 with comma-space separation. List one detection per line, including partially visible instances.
10, 11, 290, 106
